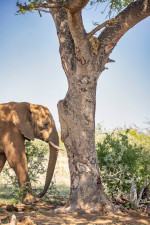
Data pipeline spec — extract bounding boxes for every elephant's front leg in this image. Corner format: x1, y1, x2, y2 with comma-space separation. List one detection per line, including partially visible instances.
4, 140, 38, 204
0, 153, 6, 173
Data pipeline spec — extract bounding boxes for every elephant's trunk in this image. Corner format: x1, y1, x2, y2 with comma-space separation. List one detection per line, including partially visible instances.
38, 131, 59, 197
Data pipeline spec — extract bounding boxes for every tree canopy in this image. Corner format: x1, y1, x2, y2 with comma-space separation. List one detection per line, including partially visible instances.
16, 0, 134, 16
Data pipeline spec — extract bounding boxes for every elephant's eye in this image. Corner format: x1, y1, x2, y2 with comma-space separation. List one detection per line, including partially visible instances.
44, 122, 48, 128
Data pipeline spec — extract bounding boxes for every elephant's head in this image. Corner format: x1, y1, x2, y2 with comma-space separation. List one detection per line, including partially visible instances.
11, 102, 59, 197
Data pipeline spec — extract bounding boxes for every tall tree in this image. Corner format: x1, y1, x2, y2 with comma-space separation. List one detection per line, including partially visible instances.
17, 0, 150, 212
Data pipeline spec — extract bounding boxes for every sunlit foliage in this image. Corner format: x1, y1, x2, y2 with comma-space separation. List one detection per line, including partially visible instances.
96, 126, 150, 199
90, 0, 133, 12
16, 0, 133, 16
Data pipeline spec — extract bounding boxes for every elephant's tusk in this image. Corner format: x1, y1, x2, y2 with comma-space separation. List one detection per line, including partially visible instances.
49, 141, 65, 151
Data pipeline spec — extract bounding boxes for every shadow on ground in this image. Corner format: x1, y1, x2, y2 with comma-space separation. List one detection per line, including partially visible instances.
0, 200, 150, 225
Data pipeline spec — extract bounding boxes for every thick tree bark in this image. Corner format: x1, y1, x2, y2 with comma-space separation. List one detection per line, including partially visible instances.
57, 71, 113, 212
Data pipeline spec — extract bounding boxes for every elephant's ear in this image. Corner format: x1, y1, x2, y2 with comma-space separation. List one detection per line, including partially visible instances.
11, 102, 34, 141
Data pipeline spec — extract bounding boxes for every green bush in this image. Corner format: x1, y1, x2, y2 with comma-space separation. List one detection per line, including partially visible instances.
25, 139, 49, 184
96, 127, 150, 198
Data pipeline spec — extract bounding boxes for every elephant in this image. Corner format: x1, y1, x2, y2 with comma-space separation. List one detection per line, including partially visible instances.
0, 102, 59, 203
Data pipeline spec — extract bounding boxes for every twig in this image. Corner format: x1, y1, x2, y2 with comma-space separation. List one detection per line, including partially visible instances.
87, 18, 117, 39
107, 58, 115, 63
136, 181, 150, 207
87, 20, 110, 39
103, 169, 125, 181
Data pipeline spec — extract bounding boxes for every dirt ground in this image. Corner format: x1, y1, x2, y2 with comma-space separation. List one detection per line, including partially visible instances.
0, 201, 150, 225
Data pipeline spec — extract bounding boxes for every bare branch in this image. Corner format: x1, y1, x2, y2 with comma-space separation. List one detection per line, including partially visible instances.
38, 10, 42, 17
37, 9, 50, 17
98, 0, 150, 54
103, 169, 126, 181
107, 58, 115, 63
87, 19, 117, 39
136, 181, 150, 207
38, 8, 50, 13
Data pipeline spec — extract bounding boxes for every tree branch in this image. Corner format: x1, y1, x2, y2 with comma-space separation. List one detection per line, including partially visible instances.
87, 18, 117, 40
107, 58, 115, 63
50, 7, 76, 78
38, 8, 50, 13
17, 0, 89, 13
67, 0, 89, 13
136, 181, 150, 207
66, 10, 87, 47
16, 1, 68, 13
102, 169, 126, 181
98, 0, 150, 54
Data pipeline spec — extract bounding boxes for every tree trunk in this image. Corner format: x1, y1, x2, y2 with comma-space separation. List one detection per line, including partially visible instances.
57, 71, 112, 212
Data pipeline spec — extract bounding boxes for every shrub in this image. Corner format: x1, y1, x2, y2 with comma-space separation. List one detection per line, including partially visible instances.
96, 126, 150, 199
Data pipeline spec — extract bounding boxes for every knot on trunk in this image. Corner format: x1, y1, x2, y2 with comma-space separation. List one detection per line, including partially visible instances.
77, 162, 91, 173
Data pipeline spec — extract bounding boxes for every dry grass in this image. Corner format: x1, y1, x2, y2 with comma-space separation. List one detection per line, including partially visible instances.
0, 150, 70, 204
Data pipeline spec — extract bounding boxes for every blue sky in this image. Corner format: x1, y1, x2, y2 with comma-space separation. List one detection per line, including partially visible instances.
0, 0, 150, 130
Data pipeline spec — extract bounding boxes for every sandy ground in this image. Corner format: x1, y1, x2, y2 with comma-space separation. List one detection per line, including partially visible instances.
0, 201, 150, 225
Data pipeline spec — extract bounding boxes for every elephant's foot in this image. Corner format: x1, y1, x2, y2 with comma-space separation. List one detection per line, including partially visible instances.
23, 192, 39, 204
